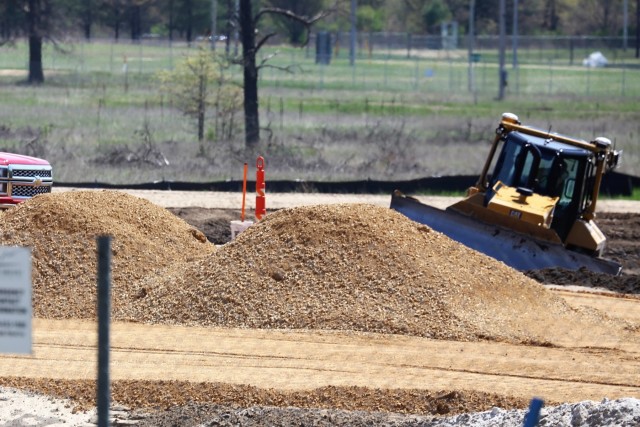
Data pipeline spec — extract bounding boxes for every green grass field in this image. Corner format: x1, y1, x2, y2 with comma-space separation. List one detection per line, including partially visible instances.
0, 39, 638, 191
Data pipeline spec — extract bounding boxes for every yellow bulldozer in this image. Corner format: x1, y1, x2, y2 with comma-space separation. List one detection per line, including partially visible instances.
391, 112, 622, 275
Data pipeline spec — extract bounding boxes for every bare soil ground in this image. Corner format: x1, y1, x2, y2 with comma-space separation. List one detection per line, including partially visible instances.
1, 190, 639, 426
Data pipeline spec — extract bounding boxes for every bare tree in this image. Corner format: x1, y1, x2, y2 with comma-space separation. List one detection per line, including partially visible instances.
158, 47, 241, 154
237, 0, 333, 149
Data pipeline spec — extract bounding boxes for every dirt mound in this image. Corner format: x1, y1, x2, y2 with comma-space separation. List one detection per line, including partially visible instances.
119, 204, 621, 344
0, 190, 214, 319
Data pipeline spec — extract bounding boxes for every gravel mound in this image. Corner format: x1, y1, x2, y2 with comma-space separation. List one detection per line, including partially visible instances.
119, 203, 621, 345
0, 192, 620, 344
0, 190, 214, 319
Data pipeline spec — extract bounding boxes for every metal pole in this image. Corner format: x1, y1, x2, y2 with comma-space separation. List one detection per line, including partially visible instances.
96, 236, 112, 427
623, 0, 628, 51
210, 0, 217, 50
512, 0, 518, 69
637, 0, 640, 58
498, 0, 506, 100
468, 0, 475, 93
349, 0, 357, 66
234, 0, 239, 56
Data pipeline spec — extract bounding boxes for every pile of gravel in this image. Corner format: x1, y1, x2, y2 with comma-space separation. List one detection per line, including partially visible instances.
120, 202, 622, 345
0, 190, 214, 319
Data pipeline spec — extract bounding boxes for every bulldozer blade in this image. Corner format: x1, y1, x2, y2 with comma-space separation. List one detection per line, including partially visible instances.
390, 192, 621, 276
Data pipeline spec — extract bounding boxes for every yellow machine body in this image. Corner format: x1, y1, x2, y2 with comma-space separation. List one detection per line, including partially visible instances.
390, 112, 622, 275
487, 181, 558, 229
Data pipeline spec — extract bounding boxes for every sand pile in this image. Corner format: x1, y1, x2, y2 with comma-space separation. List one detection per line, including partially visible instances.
118, 203, 617, 344
0, 190, 214, 319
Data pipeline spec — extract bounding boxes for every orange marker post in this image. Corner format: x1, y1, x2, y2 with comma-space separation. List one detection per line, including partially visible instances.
241, 162, 248, 222
255, 156, 266, 220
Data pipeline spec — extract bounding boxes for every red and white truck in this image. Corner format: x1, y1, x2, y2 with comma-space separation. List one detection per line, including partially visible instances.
0, 152, 53, 209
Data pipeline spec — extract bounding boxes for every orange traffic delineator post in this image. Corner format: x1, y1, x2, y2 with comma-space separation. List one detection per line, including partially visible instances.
241, 162, 248, 222
230, 162, 254, 240
255, 156, 266, 220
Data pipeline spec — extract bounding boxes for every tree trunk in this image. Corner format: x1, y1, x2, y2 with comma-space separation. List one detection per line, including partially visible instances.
110, 0, 122, 41
130, 4, 141, 40
84, 0, 92, 40
225, 0, 234, 54
198, 74, 206, 144
28, 35, 44, 83
239, 0, 260, 148
2, 0, 19, 39
27, 0, 44, 84
185, 0, 193, 44
198, 106, 205, 143
168, 0, 174, 42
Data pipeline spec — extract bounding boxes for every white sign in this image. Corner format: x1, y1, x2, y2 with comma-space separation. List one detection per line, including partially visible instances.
0, 246, 32, 354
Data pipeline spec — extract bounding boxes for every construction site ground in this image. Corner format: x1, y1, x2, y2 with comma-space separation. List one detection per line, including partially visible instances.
1, 189, 639, 426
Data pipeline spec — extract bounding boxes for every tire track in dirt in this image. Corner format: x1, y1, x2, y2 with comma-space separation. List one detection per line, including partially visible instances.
3, 314, 639, 404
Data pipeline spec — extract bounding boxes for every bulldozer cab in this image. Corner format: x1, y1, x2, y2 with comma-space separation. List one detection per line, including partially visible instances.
486, 131, 594, 241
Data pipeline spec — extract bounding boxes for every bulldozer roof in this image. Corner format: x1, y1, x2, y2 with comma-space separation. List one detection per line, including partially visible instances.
509, 131, 592, 157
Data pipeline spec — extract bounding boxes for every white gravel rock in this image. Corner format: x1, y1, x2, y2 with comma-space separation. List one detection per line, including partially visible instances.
428, 398, 640, 427
0, 387, 96, 427
2, 387, 639, 427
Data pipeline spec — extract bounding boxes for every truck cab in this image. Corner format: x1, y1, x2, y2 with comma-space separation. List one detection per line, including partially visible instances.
0, 152, 53, 209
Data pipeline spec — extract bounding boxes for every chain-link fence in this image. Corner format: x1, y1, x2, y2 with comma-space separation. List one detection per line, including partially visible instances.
1, 34, 639, 99
301, 32, 640, 98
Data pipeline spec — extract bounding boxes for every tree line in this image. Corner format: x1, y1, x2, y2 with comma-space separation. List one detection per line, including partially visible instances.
1, 0, 636, 45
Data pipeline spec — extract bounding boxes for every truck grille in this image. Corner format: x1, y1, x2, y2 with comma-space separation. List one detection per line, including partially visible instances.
11, 184, 52, 198
0, 165, 54, 201
12, 169, 53, 178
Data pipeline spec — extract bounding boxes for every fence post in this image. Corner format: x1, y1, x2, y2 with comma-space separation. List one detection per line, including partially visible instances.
96, 235, 112, 427
548, 59, 554, 95
569, 37, 574, 65
586, 66, 591, 96
138, 42, 143, 74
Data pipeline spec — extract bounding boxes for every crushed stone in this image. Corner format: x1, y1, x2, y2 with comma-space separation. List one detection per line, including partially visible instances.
0, 190, 214, 319
120, 202, 624, 346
